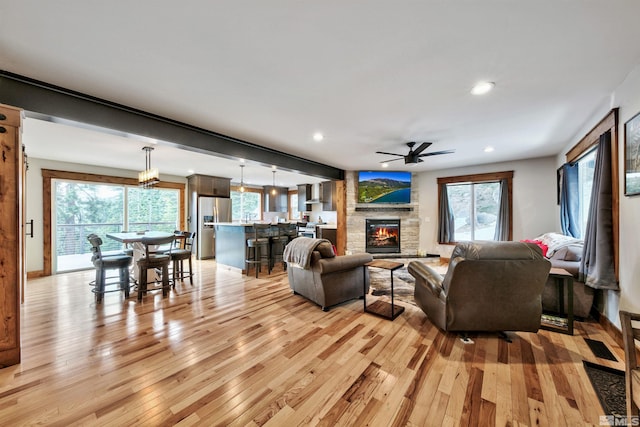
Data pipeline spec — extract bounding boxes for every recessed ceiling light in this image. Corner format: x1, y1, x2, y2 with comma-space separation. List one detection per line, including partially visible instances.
187, 169, 195, 174
382, 163, 389, 168
484, 146, 495, 153
313, 132, 324, 142
471, 81, 495, 95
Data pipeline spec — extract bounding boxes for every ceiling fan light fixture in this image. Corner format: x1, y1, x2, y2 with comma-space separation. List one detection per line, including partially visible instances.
471, 81, 495, 95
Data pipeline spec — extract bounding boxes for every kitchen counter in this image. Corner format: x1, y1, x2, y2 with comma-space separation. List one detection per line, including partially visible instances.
213, 223, 296, 271
213, 222, 296, 226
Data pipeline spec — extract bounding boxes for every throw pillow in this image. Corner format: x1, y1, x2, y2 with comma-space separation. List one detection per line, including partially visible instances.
316, 241, 336, 258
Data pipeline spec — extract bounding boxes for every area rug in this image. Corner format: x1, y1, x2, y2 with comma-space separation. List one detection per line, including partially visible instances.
583, 361, 626, 417
368, 258, 446, 307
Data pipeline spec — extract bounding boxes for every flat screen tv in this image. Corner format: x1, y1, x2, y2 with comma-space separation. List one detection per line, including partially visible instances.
357, 171, 411, 204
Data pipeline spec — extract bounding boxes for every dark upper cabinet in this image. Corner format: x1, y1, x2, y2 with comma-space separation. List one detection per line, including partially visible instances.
320, 181, 337, 211
188, 174, 231, 197
297, 184, 312, 211
316, 226, 337, 246
264, 186, 288, 212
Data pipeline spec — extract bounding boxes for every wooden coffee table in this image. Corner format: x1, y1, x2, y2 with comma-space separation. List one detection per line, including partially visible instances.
363, 260, 405, 320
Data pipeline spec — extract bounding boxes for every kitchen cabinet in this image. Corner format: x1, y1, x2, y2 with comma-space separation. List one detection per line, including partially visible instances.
187, 174, 231, 197
264, 186, 288, 212
297, 184, 312, 212
316, 226, 337, 247
320, 180, 337, 211
0, 104, 24, 368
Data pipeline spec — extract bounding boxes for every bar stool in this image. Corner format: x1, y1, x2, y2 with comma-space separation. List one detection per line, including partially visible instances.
87, 234, 133, 303
245, 223, 271, 278
272, 223, 292, 271
170, 231, 196, 285
136, 235, 175, 301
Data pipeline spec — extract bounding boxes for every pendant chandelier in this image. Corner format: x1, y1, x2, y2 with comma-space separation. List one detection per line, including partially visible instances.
271, 170, 277, 195
239, 164, 245, 192
138, 146, 160, 188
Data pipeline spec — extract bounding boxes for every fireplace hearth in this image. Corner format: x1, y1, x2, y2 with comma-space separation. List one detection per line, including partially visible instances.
366, 219, 400, 253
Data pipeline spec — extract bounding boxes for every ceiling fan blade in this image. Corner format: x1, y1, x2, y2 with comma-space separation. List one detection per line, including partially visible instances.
418, 149, 456, 157
375, 151, 403, 156
379, 158, 404, 163
411, 142, 432, 156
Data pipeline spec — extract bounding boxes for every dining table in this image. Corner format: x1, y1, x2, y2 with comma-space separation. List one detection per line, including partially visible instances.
106, 231, 180, 281
106, 231, 177, 245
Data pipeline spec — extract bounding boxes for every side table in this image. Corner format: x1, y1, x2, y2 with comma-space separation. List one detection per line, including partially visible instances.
363, 260, 405, 320
541, 267, 574, 335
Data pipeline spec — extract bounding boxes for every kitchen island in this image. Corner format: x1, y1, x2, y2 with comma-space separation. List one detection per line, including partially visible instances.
214, 223, 297, 272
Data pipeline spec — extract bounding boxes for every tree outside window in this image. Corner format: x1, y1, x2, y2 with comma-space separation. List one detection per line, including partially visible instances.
438, 171, 513, 243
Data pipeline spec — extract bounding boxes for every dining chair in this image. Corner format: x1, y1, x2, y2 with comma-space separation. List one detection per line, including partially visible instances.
87, 234, 133, 303
621, 310, 640, 417
170, 231, 196, 285
136, 235, 175, 301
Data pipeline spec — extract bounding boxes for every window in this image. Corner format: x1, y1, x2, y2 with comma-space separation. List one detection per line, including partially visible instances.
231, 188, 262, 222
447, 181, 501, 241
438, 171, 513, 243
289, 191, 299, 221
576, 149, 596, 237
54, 180, 180, 272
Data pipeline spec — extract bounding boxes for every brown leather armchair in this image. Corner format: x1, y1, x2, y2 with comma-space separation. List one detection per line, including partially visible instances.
287, 248, 373, 311
408, 241, 551, 332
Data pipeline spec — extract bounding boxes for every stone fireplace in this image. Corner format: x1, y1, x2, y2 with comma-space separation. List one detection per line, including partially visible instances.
345, 171, 420, 256
365, 219, 401, 253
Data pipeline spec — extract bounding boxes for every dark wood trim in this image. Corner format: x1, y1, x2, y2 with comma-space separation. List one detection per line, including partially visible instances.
41, 169, 186, 276
596, 308, 624, 349
0, 70, 344, 181
26, 270, 46, 279
566, 109, 618, 162
436, 170, 514, 185
336, 180, 346, 256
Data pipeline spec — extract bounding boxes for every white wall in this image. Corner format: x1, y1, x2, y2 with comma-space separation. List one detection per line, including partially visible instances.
416, 156, 558, 257
560, 62, 640, 327
25, 157, 186, 273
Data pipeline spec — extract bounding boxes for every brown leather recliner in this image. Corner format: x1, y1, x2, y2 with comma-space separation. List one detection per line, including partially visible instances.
408, 241, 551, 332
287, 249, 373, 311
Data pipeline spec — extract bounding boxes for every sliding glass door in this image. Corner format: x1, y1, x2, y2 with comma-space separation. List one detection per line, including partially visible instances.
53, 180, 179, 273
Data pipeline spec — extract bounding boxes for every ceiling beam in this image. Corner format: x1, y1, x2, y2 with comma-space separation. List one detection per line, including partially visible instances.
0, 70, 344, 181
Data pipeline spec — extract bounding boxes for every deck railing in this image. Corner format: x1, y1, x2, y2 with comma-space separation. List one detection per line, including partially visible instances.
56, 222, 177, 256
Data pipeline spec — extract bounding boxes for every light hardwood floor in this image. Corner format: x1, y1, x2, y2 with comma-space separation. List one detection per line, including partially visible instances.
0, 260, 624, 426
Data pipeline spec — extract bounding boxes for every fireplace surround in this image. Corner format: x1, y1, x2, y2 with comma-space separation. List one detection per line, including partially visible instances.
345, 171, 420, 255
365, 219, 401, 253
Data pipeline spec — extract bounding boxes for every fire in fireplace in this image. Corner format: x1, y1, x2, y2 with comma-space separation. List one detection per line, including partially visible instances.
365, 219, 400, 253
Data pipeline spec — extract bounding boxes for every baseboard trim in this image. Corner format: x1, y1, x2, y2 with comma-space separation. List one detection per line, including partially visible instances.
594, 308, 623, 349
27, 270, 46, 279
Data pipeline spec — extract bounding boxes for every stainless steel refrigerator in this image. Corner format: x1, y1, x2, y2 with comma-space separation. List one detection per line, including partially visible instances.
196, 196, 232, 259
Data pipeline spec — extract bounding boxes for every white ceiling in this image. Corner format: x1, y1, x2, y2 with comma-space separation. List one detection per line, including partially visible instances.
3, 1, 640, 186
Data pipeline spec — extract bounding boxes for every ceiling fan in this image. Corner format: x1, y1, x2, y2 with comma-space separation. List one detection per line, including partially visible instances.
376, 142, 455, 164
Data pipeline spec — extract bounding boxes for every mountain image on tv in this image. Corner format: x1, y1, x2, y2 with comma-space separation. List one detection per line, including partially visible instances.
358, 171, 411, 203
